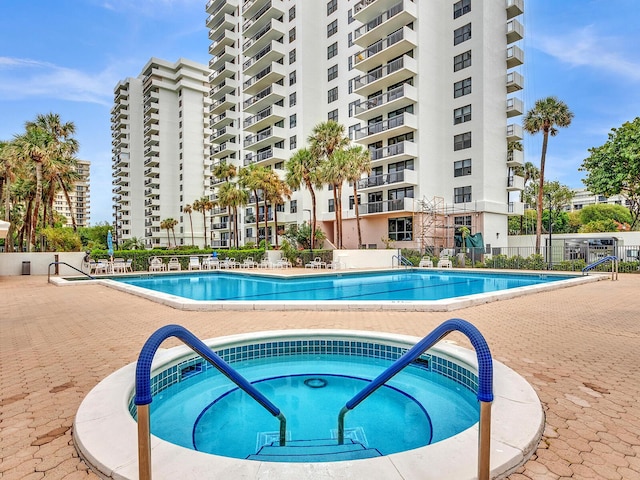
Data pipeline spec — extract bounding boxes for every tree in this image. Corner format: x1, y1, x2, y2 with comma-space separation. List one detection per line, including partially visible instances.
193, 197, 213, 248
580, 117, 640, 229
343, 145, 371, 248
239, 164, 268, 245
160, 218, 177, 247
218, 182, 247, 248
523, 97, 573, 253
285, 148, 322, 250
578, 204, 632, 232
263, 170, 291, 249
183, 204, 195, 246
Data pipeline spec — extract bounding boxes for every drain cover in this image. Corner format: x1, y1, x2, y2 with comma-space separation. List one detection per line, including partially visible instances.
304, 378, 328, 388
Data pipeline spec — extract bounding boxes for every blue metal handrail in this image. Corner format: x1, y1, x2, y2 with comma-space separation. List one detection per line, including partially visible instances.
337, 318, 494, 480
392, 254, 413, 267
582, 255, 617, 273
47, 261, 95, 282
135, 324, 286, 480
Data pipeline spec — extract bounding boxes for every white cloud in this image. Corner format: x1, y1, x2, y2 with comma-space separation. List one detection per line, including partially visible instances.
0, 56, 120, 106
534, 26, 640, 82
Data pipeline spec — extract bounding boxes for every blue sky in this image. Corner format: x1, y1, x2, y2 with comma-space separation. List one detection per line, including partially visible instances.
1, 0, 639, 225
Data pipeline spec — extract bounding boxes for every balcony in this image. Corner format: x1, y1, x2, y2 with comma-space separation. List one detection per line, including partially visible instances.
242, 1, 283, 38
143, 112, 160, 127
242, 40, 285, 77
144, 156, 160, 167
353, 83, 417, 121
506, 71, 524, 93
506, 97, 524, 117
207, 13, 235, 40
506, 149, 524, 167
143, 134, 160, 148
209, 29, 236, 56
242, 18, 284, 57
243, 125, 286, 150
243, 83, 286, 114
243, 147, 286, 166
506, 45, 524, 69
242, 0, 270, 17
368, 140, 418, 163
242, 62, 286, 95
354, 0, 417, 47
506, 19, 524, 44
352, 55, 417, 97
357, 196, 414, 216
353, 112, 417, 144
243, 104, 286, 132
357, 169, 418, 191
206, 0, 237, 25
209, 94, 236, 115
144, 165, 160, 177
210, 77, 238, 100
212, 124, 239, 143
507, 174, 525, 191
211, 142, 238, 159
506, 0, 524, 20
353, 26, 417, 72
210, 111, 236, 129
208, 45, 238, 72
507, 123, 523, 141
144, 123, 159, 135
144, 185, 160, 197
354, 0, 401, 23
212, 222, 229, 230
508, 201, 525, 216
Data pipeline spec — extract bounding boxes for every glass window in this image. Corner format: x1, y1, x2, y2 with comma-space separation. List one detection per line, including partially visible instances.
454, 50, 472, 71
328, 198, 335, 212
388, 217, 412, 241
327, 0, 337, 15
328, 86, 338, 103
327, 64, 338, 81
454, 132, 472, 150
327, 42, 338, 59
289, 70, 296, 86
290, 114, 297, 128
453, 0, 471, 19
454, 186, 472, 203
289, 91, 297, 106
454, 104, 472, 124
289, 49, 296, 64
454, 78, 472, 98
290, 199, 297, 213
454, 215, 472, 226
454, 159, 472, 177
328, 109, 338, 122
454, 23, 471, 45
289, 27, 296, 42
327, 19, 338, 37
289, 5, 296, 21
290, 135, 297, 149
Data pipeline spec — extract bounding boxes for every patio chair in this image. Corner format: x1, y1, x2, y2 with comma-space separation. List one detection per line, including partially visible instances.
419, 257, 433, 268
112, 258, 127, 273
437, 257, 452, 268
167, 257, 181, 271
242, 257, 257, 268
306, 257, 326, 269
188, 256, 201, 271
327, 260, 341, 269
275, 259, 292, 268
258, 258, 272, 268
149, 256, 165, 272
124, 258, 133, 272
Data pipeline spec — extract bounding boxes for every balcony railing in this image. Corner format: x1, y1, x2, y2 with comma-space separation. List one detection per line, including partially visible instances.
353, 84, 406, 115
353, 113, 409, 140
358, 198, 409, 214
369, 141, 410, 160
353, 56, 409, 90
244, 127, 273, 147
354, 28, 405, 65
243, 1, 271, 32
244, 148, 274, 165
244, 106, 273, 128
357, 170, 410, 189
354, 1, 406, 40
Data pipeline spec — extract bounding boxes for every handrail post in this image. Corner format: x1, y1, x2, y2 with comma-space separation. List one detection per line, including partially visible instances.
137, 404, 152, 480
478, 401, 492, 480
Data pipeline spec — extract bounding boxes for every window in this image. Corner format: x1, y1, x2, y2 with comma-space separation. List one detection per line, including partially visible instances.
455, 215, 472, 227
348, 8, 354, 23
289, 49, 296, 64
289, 5, 296, 21
349, 194, 360, 209
289, 70, 296, 86
454, 132, 472, 150
290, 200, 297, 213
454, 23, 471, 45
454, 186, 472, 203
454, 50, 472, 71
453, 0, 471, 19
454, 104, 472, 124
348, 124, 358, 140
290, 114, 297, 128
274, 161, 284, 169
388, 217, 412, 241
289, 27, 296, 42
327, 19, 338, 37
454, 77, 472, 98
388, 187, 414, 200
328, 109, 338, 122
327, 0, 337, 15
327, 64, 338, 81
454, 159, 472, 177
290, 135, 297, 149
328, 198, 335, 212
328, 86, 338, 103
327, 42, 338, 59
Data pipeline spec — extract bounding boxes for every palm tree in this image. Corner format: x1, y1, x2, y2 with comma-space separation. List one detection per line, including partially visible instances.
263, 170, 291, 249
184, 204, 195, 246
193, 196, 214, 248
218, 182, 248, 248
285, 148, 323, 250
523, 97, 573, 253
239, 164, 268, 245
160, 218, 172, 247
518, 161, 539, 234
343, 145, 371, 248
321, 150, 349, 248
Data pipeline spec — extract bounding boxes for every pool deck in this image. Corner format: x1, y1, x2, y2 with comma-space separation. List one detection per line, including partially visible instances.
1, 272, 640, 479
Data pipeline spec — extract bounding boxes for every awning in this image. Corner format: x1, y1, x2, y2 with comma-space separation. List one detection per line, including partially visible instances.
0, 220, 10, 239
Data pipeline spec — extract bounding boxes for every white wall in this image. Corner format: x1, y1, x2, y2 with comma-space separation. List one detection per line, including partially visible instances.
0, 252, 87, 276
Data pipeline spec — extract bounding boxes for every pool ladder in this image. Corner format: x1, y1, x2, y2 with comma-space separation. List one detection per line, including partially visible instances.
135, 319, 494, 480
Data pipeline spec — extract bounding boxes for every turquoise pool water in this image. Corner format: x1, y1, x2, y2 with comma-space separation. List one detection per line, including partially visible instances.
115, 270, 573, 302
149, 354, 479, 461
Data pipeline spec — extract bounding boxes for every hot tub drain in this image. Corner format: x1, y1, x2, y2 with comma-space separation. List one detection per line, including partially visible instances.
304, 377, 328, 388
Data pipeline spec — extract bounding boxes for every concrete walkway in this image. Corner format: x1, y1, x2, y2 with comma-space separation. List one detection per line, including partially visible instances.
1, 273, 639, 479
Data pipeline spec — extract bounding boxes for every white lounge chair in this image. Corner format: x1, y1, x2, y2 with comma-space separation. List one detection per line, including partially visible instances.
258, 259, 271, 268
188, 256, 201, 270
437, 258, 453, 268
148, 256, 165, 272
167, 257, 181, 271
419, 257, 433, 268
242, 257, 257, 268
305, 257, 326, 269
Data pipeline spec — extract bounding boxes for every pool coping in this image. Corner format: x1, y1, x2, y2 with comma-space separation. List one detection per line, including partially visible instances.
51, 268, 607, 312
73, 329, 545, 480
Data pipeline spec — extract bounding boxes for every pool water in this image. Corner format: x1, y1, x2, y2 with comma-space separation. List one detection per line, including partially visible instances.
116, 270, 572, 302
148, 354, 479, 461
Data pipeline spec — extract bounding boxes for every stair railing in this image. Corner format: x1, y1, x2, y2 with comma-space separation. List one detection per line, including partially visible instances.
134, 324, 286, 480
47, 261, 95, 282
337, 318, 494, 480
582, 255, 618, 280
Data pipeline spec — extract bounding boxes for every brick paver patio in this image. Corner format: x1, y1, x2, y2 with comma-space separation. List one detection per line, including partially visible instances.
1, 273, 639, 479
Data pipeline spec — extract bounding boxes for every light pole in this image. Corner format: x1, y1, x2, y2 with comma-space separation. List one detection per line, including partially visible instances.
546, 194, 553, 269
303, 209, 312, 255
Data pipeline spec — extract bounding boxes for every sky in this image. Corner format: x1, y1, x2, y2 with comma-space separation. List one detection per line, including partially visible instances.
1, 0, 639, 225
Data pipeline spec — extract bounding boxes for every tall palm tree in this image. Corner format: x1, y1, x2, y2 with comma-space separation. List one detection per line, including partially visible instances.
0, 140, 17, 223
218, 182, 248, 248
263, 170, 291, 249
523, 97, 573, 253
285, 148, 322, 250
184, 204, 195, 246
343, 145, 371, 248
160, 218, 172, 247
239, 164, 268, 244
518, 161, 539, 234
193, 196, 214, 248
321, 150, 350, 248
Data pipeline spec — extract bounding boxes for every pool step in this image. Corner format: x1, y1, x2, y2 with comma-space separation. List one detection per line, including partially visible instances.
247, 439, 382, 462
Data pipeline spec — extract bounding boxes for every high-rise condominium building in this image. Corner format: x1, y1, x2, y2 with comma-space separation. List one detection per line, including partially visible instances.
112, 58, 212, 248
206, 0, 525, 252
54, 159, 90, 228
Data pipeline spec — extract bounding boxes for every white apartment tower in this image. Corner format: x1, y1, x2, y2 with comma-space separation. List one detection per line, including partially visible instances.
206, 0, 525, 252
112, 58, 212, 248
54, 159, 91, 228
